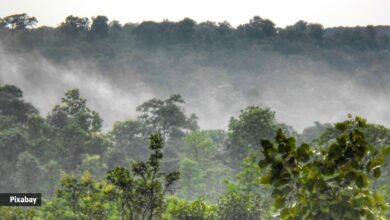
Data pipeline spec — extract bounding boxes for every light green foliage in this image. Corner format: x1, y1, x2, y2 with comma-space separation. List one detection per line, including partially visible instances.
183, 131, 218, 163
179, 158, 204, 199
259, 115, 388, 219
220, 153, 272, 220
2, 83, 390, 219
106, 133, 180, 220
179, 131, 232, 201
79, 154, 107, 180
216, 191, 267, 220
163, 196, 217, 220
0, 207, 38, 220
56, 171, 111, 220
40, 198, 75, 220
227, 153, 264, 193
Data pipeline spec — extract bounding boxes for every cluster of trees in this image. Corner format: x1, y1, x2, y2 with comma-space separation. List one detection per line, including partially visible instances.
0, 84, 389, 219
1, 13, 389, 64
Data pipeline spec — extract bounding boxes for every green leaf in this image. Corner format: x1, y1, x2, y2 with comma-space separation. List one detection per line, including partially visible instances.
356, 174, 369, 188
320, 204, 330, 213
274, 197, 285, 209
280, 208, 290, 219
373, 167, 381, 178
260, 175, 271, 184
258, 159, 269, 168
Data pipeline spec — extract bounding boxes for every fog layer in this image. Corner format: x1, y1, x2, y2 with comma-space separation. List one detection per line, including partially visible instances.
1, 44, 389, 132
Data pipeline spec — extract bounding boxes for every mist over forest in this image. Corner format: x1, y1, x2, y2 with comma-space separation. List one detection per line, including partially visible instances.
1, 13, 390, 219
1, 14, 390, 131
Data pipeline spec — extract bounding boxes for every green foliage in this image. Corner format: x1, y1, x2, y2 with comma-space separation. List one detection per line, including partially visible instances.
44, 160, 62, 198
91, 16, 109, 38
137, 94, 198, 141
237, 16, 276, 40
0, 207, 38, 220
226, 106, 279, 169
0, 84, 38, 123
259, 115, 388, 219
108, 119, 149, 165
163, 196, 217, 220
79, 154, 107, 180
216, 191, 267, 220
47, 89, 106, 170
178, 131, 232, 201
106, 133, 180, 219
0, 85, 44, 192
218, 152, 272, 220
183, 131, 218, 164
2, 84, 390, 219
60, 15, 90, 36
56, 171, 111, 220
15, 151, 45, 192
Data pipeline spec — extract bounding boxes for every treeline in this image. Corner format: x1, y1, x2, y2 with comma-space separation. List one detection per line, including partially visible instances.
0, 84, 389, 219
0, 13, 389, 66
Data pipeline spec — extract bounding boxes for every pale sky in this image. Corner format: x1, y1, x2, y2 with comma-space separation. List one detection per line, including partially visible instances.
0, 0, 389, 28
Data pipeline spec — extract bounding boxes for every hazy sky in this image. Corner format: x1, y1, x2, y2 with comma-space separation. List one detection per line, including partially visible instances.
0, 0, 389, 28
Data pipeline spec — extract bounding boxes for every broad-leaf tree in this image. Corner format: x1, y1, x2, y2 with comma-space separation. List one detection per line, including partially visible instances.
259, 115, 389, 219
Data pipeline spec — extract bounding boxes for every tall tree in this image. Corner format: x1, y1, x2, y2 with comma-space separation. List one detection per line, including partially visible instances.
107, 133, 180, 219
136, 94, 198, 141
47, 89, 106, 170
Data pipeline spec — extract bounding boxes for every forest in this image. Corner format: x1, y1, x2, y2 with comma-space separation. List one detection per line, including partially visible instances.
0, 13, 390, 219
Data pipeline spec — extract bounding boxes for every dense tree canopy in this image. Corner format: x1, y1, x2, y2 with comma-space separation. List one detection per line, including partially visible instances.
1, 11, 390, 218
0, 85, 389, 219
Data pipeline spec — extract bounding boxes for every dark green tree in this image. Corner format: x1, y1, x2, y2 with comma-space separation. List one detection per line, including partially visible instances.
0, 85, 38, 123
47, 89, 106, 170
0, 85, 40, 192
91, 16, 109, 38
108, 120, 149, 163
259, 116, 388, 219
60, 15, 90, 36
237, 16, 276, 40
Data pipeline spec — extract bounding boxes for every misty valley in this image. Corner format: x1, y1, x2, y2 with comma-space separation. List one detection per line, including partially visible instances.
0, 13, 390, 220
